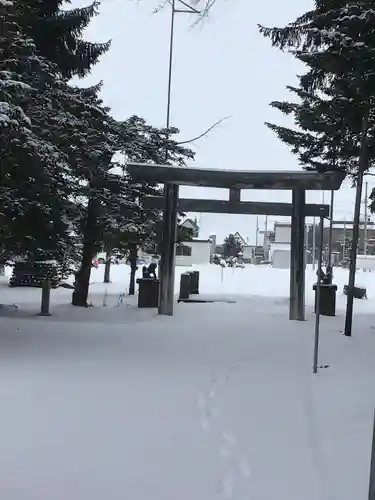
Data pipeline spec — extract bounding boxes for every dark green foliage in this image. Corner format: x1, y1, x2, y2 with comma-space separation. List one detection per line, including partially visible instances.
2, 0, 195, 305
9, 261, 61, 288
0, 0, 74, 264
19, 0, 110, 78
223, 234, 243, 258
259, 1, 375, 177
107, 116, 195, 257
369, 187, 375, 214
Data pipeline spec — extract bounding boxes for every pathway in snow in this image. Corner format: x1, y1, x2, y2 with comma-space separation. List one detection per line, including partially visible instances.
0, 269, 375, 500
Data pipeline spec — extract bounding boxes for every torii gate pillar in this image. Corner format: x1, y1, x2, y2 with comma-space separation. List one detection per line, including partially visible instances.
289, 188, 306, 321
158, 183, 179, 316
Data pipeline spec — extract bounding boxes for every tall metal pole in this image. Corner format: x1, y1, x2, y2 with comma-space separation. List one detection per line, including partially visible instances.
364, 181, 368, 256
158, 0, 200, 316
312, 216, 316, 271
304, 222, 308, 268
327, 190, 334, 269
158, 0, 178, 315
344, 111, 369, 337
255, 216, 259, 247
313, 216, 324, 374
369, 409, 375, 500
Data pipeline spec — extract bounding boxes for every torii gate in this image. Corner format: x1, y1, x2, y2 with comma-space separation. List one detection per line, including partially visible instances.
126, 163, 345, 320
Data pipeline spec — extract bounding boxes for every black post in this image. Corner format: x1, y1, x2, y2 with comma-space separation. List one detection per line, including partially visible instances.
290, 188, 305, 321
327, 190, 334, 273
178, 272, 190, 301
313, 217, 324, 374
38, 279, 51, 316
344, 111, 369, 337
369, 409, 375, 500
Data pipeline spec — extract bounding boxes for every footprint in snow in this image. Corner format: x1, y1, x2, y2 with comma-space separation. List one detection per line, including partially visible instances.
218, 476, 234, 498
222, 431, 237, 447
238, 457, 251, 478
219, 445, 233, 460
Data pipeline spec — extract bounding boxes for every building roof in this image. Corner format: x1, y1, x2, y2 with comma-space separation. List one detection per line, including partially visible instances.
181, 218, 198, 229
182, 238, 212, 244
274, 222, 291, 228
233, 232, 248, 245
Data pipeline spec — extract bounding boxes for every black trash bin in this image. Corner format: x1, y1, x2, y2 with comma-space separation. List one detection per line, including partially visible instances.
136, 278, 159, 308
188, 270, 200, 295
178, 272, 191, 302
313, 283, 338, 316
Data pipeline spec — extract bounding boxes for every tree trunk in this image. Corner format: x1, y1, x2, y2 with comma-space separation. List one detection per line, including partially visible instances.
128, 244, 138, 295
72, 198, 98, 307
104, 246, 112, 283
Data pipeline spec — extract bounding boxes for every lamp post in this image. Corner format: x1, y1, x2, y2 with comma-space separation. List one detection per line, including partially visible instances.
327, 190, 334, 269
312, 216, 316, 270
159, 0, 200, 315
364, 181, 368, 258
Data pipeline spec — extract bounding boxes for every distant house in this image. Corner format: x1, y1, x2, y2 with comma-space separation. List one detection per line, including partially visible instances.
270, 222, 313, 268
213, 232, 257, 262
180, 218, 199, 236
259, 229, 275, 259
274, 222, 291, 244
233, 232, 247, 247
176, 238, 212, 266
232, 232, 258, 261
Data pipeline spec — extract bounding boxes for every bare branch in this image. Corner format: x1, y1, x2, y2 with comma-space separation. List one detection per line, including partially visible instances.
151, 0, 221, 25
153, 0, 170, 14
175, 0, 201, 13
189, 0, 220, 24
177, 116, 230, 145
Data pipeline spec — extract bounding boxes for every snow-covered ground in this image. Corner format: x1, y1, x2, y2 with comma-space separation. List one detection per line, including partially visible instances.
0, 263, 374, 500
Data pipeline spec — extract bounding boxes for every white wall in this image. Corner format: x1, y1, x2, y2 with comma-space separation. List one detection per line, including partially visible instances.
242, 246, 254, 259
272, 250, 290, 269
357, 255, 375, 270
275, 225, 291, 244
175, 241, 211, 267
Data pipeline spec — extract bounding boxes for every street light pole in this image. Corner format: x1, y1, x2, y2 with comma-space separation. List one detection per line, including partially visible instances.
312, 216, 316, 270
327, 190, 334, 270
364, 181, 368, 257
158, 0, 200, 316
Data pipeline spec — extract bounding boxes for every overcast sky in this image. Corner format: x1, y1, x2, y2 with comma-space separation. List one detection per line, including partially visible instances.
71, 0, 375, 243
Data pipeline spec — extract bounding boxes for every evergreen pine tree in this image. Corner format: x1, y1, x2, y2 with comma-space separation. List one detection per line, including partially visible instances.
102, 116, 195, 294
259, 1, 375, 177
259, 1, 375, 336
19, 0, 110, 78
223, 234, 243, 258
0, 0, 73, 266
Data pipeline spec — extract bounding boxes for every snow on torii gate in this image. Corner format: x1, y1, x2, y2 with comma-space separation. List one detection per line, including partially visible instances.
126, 163, 345, 320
